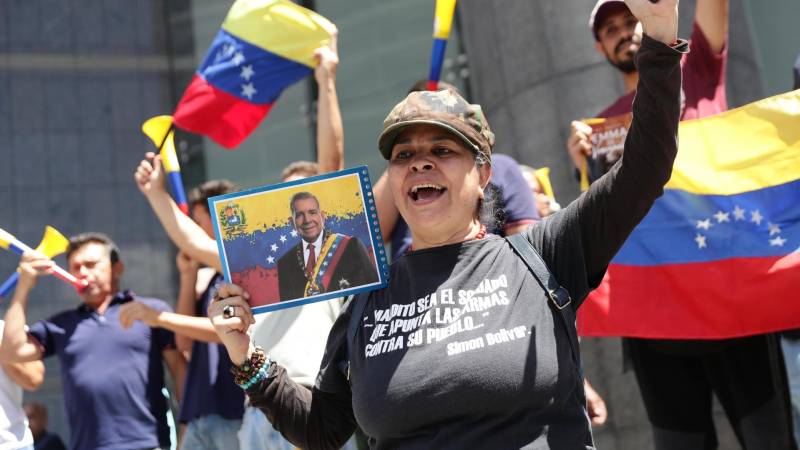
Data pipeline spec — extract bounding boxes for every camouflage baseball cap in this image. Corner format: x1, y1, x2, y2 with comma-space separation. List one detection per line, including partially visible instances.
378, 89, 495, 162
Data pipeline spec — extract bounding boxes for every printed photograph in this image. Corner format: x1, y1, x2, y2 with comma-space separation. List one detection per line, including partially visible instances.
210, 167, 388, 313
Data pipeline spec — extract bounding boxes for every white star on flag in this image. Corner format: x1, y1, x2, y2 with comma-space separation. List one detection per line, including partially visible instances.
768, 223, 781, 236
240, 64, 254, 81
696, 219, 712, 230
232, 52, 245, 65
713, 211, 730, 223
266, 256, 275, 264
694, 233, 707, 249
770, 236, 787, 247
323, 261, 328, 266
270, 243, 278, 252
290, 230, 298, 238
279, 235, 287, 243
241, 83, 257, 100
732, 205, 746, 221
751, 210, 763, 226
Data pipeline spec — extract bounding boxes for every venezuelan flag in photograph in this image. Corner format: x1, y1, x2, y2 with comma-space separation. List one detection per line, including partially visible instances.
173, 0, 335, 149
428, 0, 457, 91
578, 90, 800, 339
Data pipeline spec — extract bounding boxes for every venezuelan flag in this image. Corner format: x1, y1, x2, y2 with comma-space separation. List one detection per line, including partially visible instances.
173, 0, 335, 149
578, 90, 800, 339
428, 0, 457, 91
142, 116, 189, 215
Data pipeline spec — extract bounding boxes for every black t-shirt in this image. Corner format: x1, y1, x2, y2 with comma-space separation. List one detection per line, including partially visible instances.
323, 232, 594, 449
246, 35, 684, 450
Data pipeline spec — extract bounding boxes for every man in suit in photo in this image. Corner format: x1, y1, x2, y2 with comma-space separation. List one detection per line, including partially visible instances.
277, 191, 378, 300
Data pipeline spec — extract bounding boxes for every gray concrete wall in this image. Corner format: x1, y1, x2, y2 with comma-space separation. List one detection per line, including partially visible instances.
458, 0, 765, 448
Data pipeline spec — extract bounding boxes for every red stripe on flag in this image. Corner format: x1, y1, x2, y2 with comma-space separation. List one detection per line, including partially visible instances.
577, 253, 800, 339
232, 266, 279, 307
173, 75, 272, 149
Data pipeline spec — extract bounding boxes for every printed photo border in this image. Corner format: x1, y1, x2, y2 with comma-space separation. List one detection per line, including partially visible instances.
208, 166, 390, 314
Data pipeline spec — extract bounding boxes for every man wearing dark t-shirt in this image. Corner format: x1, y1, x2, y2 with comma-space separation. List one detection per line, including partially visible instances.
567, 1, 796, 448
0, 233, 186, 450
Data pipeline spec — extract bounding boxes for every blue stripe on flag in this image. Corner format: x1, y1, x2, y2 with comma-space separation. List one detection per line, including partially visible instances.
428, 38, 448, 84
612, 179, 800, 265
197, 29, 312, 105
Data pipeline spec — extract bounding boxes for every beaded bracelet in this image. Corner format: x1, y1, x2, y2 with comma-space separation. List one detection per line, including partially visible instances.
238, 357, 271, 390
231, 346, 271, 386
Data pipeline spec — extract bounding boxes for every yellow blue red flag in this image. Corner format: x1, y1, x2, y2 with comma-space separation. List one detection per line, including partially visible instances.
173, 0, 335, 149
579, 89, 800, 339
142, 115, 189, 215
427, 0, 457, 91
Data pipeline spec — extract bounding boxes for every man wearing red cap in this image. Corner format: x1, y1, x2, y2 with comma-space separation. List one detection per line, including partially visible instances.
567, 1, 796, 449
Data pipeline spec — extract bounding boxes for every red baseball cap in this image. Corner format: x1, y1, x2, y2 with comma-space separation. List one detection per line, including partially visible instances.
589, 0, 630, 40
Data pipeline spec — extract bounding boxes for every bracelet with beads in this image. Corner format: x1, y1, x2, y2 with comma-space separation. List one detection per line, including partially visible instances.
238, 356, 272, 390
231, 346, 269, 385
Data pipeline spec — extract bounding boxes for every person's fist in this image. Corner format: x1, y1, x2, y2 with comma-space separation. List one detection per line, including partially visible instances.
134, 152, 166, 197
623, 0, 679, 45
566, 120, 594, 171
314, 28, 339, 84
207, 283, 255, 365
175, 251, 200, 276
119, 301, 160, 329
17, 251, 54, 290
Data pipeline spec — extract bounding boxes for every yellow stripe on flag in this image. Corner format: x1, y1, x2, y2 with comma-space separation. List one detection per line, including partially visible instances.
668, 89, 800, 195
433, 0, 457, 39
222, 0, 335, 68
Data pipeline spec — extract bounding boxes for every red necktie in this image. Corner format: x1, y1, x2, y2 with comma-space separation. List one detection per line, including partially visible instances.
306, 243, 316, 278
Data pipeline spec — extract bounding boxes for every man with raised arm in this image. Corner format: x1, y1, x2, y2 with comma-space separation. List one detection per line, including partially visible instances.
567, 1, 795, 447
0, 233, 185, 450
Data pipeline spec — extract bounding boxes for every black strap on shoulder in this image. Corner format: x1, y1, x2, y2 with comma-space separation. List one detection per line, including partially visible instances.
347, 295, 368, 348
505, 234, 581, 369
344, 295, 369, 382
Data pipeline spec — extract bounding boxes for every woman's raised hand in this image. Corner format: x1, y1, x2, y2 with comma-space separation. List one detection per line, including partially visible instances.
208, 283, 256, 365
624, 0, 679, 45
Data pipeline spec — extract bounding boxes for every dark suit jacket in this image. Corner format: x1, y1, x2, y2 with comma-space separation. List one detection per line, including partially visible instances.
277, 232, 378, 300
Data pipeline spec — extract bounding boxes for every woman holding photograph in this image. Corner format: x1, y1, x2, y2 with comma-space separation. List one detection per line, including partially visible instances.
210, 0, 683, 448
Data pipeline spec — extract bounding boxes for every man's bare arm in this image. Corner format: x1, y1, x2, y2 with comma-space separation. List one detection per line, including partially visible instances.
134, 153, 222, 271
163, 348, 187, 402
1, 360, 44, 391
373, 171, 399, 244
695, 0, 728, 54
314, 30, 344, 174
0, 254, 47, 363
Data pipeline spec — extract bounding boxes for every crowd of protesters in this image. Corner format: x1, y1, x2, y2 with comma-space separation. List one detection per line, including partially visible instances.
0, 0, 797, 449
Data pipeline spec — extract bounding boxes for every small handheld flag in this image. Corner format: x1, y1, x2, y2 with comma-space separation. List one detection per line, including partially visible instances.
0, 227, 88, 293
142, 115, 190, 215
428, 0, 457, 91
0, 226, 69, 297
173, 0, 335, 149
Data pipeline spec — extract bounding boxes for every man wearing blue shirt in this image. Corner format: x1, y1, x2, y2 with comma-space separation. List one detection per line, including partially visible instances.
0, 232, 186, 450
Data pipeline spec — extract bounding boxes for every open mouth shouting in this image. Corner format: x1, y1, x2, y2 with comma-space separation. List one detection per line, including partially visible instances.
409, 183, 446, 204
